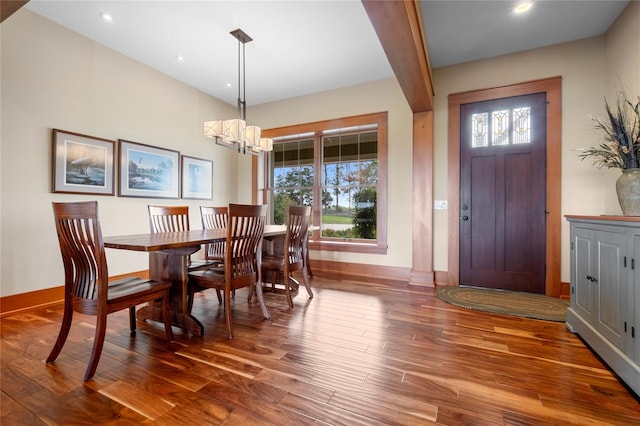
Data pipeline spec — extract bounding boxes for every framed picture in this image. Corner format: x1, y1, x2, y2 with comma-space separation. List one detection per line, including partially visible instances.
181, 155, 213, 200
52, 129, 115, 195
118, 139, 180, 198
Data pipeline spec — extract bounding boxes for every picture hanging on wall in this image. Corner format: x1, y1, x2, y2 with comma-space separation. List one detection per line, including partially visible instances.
118, 139, 180, 199
181, 155, 213, 200
52, 129, 115, 195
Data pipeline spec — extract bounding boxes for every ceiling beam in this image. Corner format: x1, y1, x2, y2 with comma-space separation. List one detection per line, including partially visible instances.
362, 0, 434, 112
1, 0, 29, 23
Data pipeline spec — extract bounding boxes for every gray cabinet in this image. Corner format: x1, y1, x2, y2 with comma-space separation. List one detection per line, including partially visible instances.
566, 216, 640, 395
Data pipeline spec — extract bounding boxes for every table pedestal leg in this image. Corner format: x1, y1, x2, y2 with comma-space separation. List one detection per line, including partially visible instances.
136, 250, 204, 336
136, 305, 203, 336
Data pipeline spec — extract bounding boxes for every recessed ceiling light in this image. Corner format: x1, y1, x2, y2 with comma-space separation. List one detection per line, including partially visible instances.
99, 12, 112, 22
225, 83, 233, 88
514, 2, 533, 14
175, 55, 184, 62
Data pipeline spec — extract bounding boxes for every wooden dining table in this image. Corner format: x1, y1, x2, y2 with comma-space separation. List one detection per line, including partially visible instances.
104, 225, 288, 336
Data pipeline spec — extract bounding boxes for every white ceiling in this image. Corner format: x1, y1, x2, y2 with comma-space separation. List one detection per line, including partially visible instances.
420, 0, 629, 68
23, 0, 629, 107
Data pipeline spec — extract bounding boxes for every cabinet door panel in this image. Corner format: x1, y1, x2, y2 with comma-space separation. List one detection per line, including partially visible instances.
596, 231, 628, 352
634, 235, 640, 364
572, 227, 594, 321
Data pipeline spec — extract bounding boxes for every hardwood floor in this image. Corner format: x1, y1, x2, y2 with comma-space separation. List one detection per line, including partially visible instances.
2, 273, 639, 425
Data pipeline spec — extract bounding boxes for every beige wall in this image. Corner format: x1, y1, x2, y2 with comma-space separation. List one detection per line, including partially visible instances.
605, 1, 640, 99
0, 10, 242, 297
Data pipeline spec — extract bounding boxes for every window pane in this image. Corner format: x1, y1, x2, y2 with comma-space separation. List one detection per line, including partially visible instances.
492, 110, 509, 146
472, 113, 488, 148
272, 138, 314, 225
322, 190, 354, 237
321, 131, 377, 240
273, 189, 313, 225
512, 107, 531, 144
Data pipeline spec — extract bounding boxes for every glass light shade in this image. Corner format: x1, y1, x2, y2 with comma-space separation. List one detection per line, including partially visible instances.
259, 137, 273, 152
223, 119, 246, 143
205, 120, 240, 150
245, 125, 261, 148
204, 120, 224, 138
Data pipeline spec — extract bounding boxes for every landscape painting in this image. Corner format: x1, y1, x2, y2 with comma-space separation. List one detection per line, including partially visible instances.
181, 156, 213, 199
52, 129, 115, 195
118, 139, 179, 198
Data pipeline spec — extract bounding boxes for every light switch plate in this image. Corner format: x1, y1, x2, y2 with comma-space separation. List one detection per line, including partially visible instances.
434, 200, 447, 210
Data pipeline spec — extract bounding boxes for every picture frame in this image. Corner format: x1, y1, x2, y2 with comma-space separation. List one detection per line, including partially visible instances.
52, 129, 115, 195
181, 155, 213, 200
118, 139, 180, 199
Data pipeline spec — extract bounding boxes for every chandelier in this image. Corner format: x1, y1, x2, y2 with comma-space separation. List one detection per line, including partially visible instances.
204, 29, 273, 155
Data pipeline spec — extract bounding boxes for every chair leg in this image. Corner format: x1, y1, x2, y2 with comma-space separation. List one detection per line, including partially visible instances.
161, 291, 175, 340
284, 269, 294, 310
129, 306, 136, 336
46, 302, 73, 363
84, 314, 108, 381
187, 287, 195, 313
224, 287, 233, 339
216, 289, 223, 304
301, 266, 314, 299
304, 246, 314, 278
255, 279, 271, 320
247, 284, 255, 302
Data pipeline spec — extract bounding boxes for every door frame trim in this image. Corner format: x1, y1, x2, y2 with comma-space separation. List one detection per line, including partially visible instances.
447, 77, 562, 296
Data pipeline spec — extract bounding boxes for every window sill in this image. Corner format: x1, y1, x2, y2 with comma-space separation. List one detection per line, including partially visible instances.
308, 240, 387, 255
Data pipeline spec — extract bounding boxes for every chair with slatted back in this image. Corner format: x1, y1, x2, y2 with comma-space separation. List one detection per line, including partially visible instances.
147, 205, 211, 267
47, 201, 174, 381
260, 205, 313, 309
200, 206, 228, 266
188, 204, 270, 339
189, 205, 230, 307
148, 205, 222, 308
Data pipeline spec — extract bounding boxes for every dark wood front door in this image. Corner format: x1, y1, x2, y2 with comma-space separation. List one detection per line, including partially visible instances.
460, 93, 546, 293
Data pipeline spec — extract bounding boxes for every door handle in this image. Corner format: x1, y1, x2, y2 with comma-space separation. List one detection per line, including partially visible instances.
462, 215, 469, 221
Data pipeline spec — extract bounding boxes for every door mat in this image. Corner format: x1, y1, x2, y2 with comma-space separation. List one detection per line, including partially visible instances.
435, 286, 568, 322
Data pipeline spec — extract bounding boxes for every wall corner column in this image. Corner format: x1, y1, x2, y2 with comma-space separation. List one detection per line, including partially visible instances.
410, 111, 434, 286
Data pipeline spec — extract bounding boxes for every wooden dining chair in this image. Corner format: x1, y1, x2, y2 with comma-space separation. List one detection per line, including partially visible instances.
148, 205, 214, 269
148, 205, 221, 307
189, 206, 230, 307
188, 204, 270, 339
200, 205, 228, 267
47, 201, 173, 381
259, 205, 313, 309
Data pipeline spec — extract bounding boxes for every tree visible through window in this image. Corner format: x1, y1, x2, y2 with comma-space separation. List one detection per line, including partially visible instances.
263, 112, 387, 254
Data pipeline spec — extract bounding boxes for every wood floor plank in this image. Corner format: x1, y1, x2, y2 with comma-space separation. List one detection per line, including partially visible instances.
0, 391, 46, 426
99, 380, 175, 420
1, 272, 639, 425
278, 392, 390, 426
20, 387, 146, 424
326, 389, 439, 425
